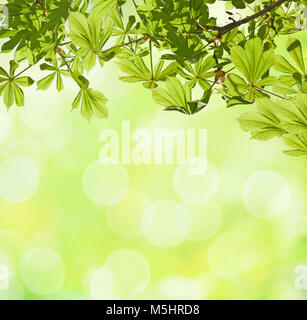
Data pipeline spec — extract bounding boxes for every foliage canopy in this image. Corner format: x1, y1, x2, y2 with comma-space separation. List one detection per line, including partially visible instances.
0, 0, 306, 156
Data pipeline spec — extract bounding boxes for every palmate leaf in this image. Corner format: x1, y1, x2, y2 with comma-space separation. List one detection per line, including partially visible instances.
283, 134, 307, 156
178, 56, 216, 90
273, 37, 307, 96
238, 93, 307, 155
37, 60, 69, 92
37, 73, 56, 91
117, 57, 151, 80
225, 37, 276, 102
69, 12, 93, 51
118, 57, 177, 88
274, 55, 298, 74
1, 82, 25, 108
69, 10, 110, 69
152, 77, 210, 114
230, 37, 275, 84
238, 111, 284, 141
14, 76, 34, 87
287, 37, 305, 75
92, 0, 123, 15
152, 77, 189, 112
0, 60, 34, 108
72, 88, 108, 121
3, 82, 14, 108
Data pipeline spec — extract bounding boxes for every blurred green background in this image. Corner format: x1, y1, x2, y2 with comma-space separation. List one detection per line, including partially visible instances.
0, 6, 306, 300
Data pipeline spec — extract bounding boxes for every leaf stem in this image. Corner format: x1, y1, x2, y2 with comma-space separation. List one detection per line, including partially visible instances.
118, 37, 146, 48
149, 39, 153, 80
57, 47, 73, 74
255, 86, 286, 99
14, 65, 32, 79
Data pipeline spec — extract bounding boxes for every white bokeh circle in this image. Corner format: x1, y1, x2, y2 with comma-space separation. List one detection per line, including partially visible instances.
90, 267, 119, 300
141, 200, 191, 247
20, 88, 63, 130
0, 156, 39, 203
0, 113, 12, 145
208, 231, 255, 279
183, 201, 222, 242
19, 247, 66, 295
156, 275, 206, 300
0, 230, 27, 271
173, 161, 219, 203
243, 170, 290, 219
91, 249, 150, 299
107, 190, 151, 238
82, 161, 129, 206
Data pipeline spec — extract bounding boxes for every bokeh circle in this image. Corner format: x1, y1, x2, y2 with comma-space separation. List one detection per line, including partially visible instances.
173, 161, 219, 203
208, 231, 255, 279
142, 200, 190, 247
0, 156, 39, 203
243, 170, 290, 219
82, 161, 129, 206
19, 247, 66, 295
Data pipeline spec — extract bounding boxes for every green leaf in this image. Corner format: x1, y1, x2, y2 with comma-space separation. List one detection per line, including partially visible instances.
274, 55, 298, 74
40, 63, 56, 71
83, 88, 108, 120
152, 77, 191, 113
56, 73, 64, 92
152, 87, 179, 108
231, 37, 275, 84
82, 51, 97, 72
273, 100, 306, 124
73, 88, 108, 120
9, 60, 18, 77
165, 77, 186, 107
224, 73, 250, 96
295, 93, 307, 119
37, 73, 56, 91
69, 12, 93, 50
0, 67, 9, 78
273, 82, 298, 95
230, 44, 251, 81
250, 129, 285, 141
239, 111, 279, 132
143, 81, 158, 89
287, 38, 305, 74
87, 11, 102, 50
72, 90, 82, 110
256, 77, 278, 87
117, 58, 150, 80
14, 76, 34, 87
13, 84, 24, 106
3, 82, 14, 108
283, 134, 307, 156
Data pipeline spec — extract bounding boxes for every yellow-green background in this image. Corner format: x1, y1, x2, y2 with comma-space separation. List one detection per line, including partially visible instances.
0, 6, 306, 299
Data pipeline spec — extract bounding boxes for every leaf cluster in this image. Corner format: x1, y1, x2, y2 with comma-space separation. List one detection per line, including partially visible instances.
0, 0, 306, 156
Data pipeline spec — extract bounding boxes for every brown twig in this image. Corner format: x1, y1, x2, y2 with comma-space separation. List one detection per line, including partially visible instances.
199, 0, 289, 36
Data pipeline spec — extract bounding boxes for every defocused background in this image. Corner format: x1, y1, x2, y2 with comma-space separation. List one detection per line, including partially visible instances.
0, 4, 306, 300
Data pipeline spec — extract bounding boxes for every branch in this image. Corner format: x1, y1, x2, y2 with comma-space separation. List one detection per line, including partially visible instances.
200, 0, 289, 36
14, 65, 32, 79
118, 37, 147, 48
255, 86, 286, 100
